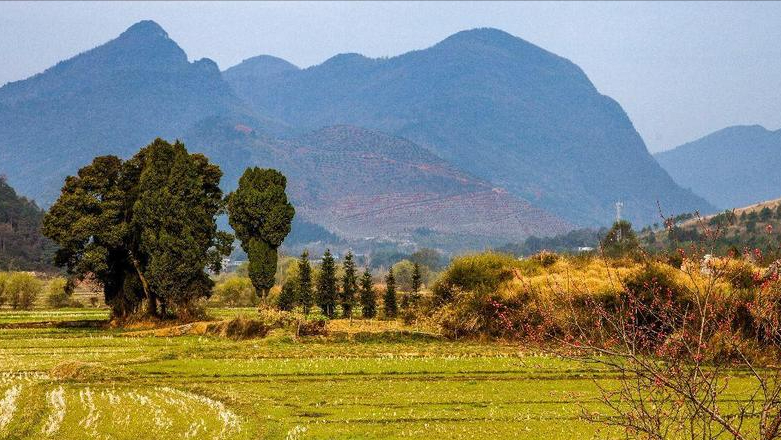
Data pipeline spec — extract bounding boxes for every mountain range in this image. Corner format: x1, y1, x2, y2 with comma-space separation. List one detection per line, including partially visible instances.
655, 125, 781, 210
224, 27, 712, 226
0, 20, 714, 247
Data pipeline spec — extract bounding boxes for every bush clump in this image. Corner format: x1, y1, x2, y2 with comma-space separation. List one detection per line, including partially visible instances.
297, 313, 328, 337
205, 316, 269, 340
46, 277, 76, 308
2, 272, 42, 310
212, 276, 257, 307
432, 252, 536, 304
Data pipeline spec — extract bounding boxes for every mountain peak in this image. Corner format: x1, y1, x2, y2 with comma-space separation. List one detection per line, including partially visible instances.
237, 55, 298, 71
119, 20, 169, 40
438, 27, 530, 50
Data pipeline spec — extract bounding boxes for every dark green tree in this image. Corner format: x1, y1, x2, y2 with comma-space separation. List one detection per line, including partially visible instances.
298, 250, 313, 314
383, 268, 398, 319
340, 251, 358, 318
410, 262, 422, 306
600, 220, 640, 258
317, 249, 338, 318
43, 139, 232, 319
43, 155, 139, 317
132, 140, 232, 317
359, 269, 376, 318
226, 168, 295, 301
277, 280, 297, 311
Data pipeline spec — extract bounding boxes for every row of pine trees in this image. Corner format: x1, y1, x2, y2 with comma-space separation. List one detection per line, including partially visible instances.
277, 250, 422, 319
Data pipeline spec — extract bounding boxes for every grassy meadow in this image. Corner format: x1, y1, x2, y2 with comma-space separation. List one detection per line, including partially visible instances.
0, 307, 626, 440
0, 253, 772, 439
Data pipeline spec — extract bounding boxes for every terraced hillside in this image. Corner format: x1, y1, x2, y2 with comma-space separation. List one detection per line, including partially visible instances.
187, 123, 571, 241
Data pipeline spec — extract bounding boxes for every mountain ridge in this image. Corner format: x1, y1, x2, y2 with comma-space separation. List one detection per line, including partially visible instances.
655, 125, 781, 209
224, 27, 713, 226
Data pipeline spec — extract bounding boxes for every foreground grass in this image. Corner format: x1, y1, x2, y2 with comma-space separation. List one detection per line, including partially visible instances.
0, 308, 622, 439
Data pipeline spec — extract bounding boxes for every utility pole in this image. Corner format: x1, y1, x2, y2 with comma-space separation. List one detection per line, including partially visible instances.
615, 201, 624, 242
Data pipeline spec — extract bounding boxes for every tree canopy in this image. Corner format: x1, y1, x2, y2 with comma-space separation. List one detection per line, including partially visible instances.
227, 168, 295, 300
43, 139, 232, 319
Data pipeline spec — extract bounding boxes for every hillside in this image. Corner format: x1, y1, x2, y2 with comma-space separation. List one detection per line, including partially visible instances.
655, 125, 781, 209
224, 28, 712, 226
0, 20, 271, 206
0, 177, 53, 270
185, 121, 570, 241
642, 197, 781, 260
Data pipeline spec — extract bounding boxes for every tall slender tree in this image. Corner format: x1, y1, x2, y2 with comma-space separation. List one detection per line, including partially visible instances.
340, 251, 357, 318
410, 262, 422, 306
226, 168, 295, 301
359, 268, 376, 319
298, 250, 313, 314
384, 268, 398, 319
317, 249, 338, 318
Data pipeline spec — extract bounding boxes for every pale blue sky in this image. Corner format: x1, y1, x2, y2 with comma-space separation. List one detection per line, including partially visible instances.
2, 1, 780, 152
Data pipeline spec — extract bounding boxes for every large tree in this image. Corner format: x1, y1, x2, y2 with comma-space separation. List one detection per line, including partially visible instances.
317, 249, 338, 318
226, 168, 295, 300
340, 251, 357, 318
43, 139, 232, 319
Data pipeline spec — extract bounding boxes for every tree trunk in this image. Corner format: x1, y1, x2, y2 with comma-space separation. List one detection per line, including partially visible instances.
128, 251, 155, 316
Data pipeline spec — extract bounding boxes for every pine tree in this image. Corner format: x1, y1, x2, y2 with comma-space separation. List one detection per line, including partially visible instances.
298, 250, 313, 314
359, 269, 376, 318
317, 249, 338, 318
277, 281, 296, 311
410, 262, 422, 306
383, 268, 398, 319
340, 251, 357, 318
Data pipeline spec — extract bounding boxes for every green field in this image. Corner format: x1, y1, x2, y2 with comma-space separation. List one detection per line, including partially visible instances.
0, 308, 618, 439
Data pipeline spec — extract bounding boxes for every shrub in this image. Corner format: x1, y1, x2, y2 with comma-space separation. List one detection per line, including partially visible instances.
432, 289, 547, 340
391, 259, 416, 292
0, 272, 8, 307
213, 276, 257, 307
258, 308, 302, 329
717, 258, 759, 289
530, 250, 558, 267
297, 313, 328, 336
205, 316, 269, 340
432, 252, 534, 304
46, 277, 71, 308
7, 272, 42, 310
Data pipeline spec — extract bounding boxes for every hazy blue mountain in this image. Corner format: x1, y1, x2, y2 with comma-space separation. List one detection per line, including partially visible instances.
0, 20, 266, 205
655, 125, 781, 209
225, 28, 713, 226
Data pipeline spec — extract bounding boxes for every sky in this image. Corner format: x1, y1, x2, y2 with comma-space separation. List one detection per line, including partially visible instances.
2, 1, 781, 152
